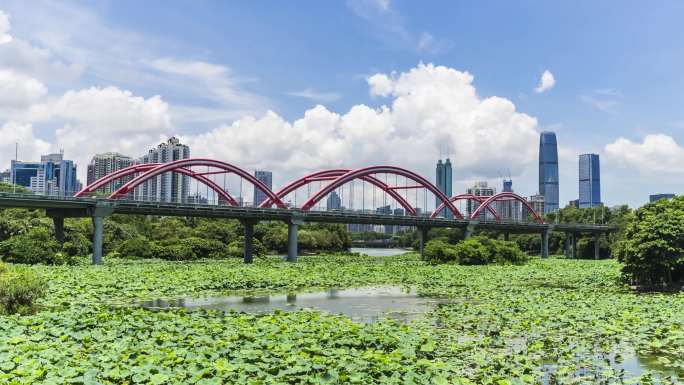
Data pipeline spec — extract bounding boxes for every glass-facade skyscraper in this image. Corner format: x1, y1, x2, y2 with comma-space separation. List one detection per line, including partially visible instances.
579, 154, 601, 208
435, 158, 453, 218
253, 170, 273, 206
538, 132, 559, 213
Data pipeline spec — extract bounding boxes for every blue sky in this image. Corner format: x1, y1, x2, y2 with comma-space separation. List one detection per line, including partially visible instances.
0, 0, 682, 208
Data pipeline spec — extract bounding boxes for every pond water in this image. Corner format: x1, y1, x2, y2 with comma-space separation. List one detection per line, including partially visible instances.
350, 247, 410, 257
141, 286, 451, 323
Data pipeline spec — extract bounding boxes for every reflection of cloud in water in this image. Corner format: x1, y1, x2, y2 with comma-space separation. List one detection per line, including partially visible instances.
141, 286, 452, 324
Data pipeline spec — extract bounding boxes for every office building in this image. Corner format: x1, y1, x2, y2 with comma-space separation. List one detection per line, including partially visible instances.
376, 205, 393, 234
253, 170, 273, 206
326, 191, 342, 211
539, 132, 559, 213
568, 199, 580, 208
467, 181, 496, 220
137, 137, 190, 203
649, 194, 675, 203
87, 152, 134, 193
528, 194, 545, 217
11, 153, 79, 196
435, 158, 453, 218
579, 154, 601, 208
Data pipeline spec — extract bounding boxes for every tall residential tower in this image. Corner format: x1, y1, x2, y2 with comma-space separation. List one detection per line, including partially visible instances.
538, 132, 559, 213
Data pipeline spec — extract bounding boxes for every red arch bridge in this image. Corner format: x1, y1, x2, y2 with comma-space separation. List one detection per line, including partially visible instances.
0, 158, 615, 264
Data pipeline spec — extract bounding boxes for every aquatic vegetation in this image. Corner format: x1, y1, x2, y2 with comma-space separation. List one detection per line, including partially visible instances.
0, 255, 682, 384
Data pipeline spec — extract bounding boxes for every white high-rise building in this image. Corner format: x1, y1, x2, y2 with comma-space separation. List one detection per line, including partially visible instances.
87, 152, 134, 194
137, 137, 190, 203
467, 181, 496, 220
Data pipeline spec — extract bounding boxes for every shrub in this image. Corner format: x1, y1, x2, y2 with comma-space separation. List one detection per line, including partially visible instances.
614, 196, 684, 286
0, 227, 61, 264
117, 236, 154, 259
424, 237, 528, 265
151, 243, 197, 261
62, 231, 92, 257
0, 262, 45, 315
225, 239, 267, 259
179, 237, 227, 257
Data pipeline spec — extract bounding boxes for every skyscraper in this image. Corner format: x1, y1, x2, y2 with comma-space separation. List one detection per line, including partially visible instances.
497, 179, 521, 221
138, 137, 190, 202
435, 158, 453, 218
253, 170, 273, 206
579, 154, 601, 208
326, 191, 342, 211
11, 153, 79, 196
87, 152, 134, 193
539, 132, 559, 213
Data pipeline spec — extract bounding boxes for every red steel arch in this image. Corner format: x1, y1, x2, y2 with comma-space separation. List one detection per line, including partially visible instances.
431, 193, 499, 219
75, 163, 239, 205
469, 192, 544, 223
299, 166, 464, 219
260, 169, 418, 215
108, 158, 286, 208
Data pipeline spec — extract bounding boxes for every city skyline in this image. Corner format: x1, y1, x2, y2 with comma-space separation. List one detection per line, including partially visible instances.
0, 1, 682, 208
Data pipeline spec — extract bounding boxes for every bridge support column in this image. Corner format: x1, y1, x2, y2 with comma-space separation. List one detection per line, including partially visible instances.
419, 227, 429, 259
242, 220, 255, 264
464, 221, 478, 239
92, 216, 104, 265
541, 229, 550, 259
503, 232, 510, 242
571, 233, 577, 259
287, 219, 304, 263
53, 216, 65, 244
594, 233, 600, 260
564, 233, 571, 257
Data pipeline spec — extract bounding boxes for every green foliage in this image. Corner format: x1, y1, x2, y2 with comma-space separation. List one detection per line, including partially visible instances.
116, 236, 154, 259
0, 262, 45, 315
424, 237, 528, 265
614, 196, 684, 286
0, 227, 61, 264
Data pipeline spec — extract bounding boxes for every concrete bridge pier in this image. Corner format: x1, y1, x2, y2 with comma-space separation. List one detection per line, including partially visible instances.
52, 216, 65, 244
418, 227, 429, 259
241, 220, 256, 264
464, 221, 478, 239
594, 233, 601, 260
564, 233, 571, 257
90, 202, 114, 265
503, 232, 510, 241
540, 228, 550, 259
571, 233, 577, 259
287, 217, 304, 263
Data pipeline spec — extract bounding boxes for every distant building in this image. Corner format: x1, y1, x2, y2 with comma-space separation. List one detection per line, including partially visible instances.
11, 153, 79, 196
187, 192, 208, 205
137, 137, 190, 203
467, 181, 496, 220
539, 132, 559, 213
0, 170, 10, 184
87, 152, 134, 193
376, 205, 393, 234
579, 154, 601, 208
326, 191, 342, 211
435, 158, 453, 218
650, 194, 675, 203
568, 199, 580, 208
496, 179, 521, 221
253, 170, 273, 207
528, 194, 545, 217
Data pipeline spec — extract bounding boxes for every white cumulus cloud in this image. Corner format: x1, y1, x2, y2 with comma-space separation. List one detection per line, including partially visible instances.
0, 69, 47, 108
535, 70, 555, 93
0, 122, 51, 172
604, 134, 684, 175
0, 10, 12, 44
187, 63, 539, 189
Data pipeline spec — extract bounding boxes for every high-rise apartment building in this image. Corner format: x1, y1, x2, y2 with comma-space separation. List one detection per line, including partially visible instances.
467, 181, 496, 220
253, 170, 273, 207
579, 154, 601, 208
435, 158, 453, 218
87, 152, 134, 193
326, 191, 342, 211
497, 179, 521, 221
539, 132, 559, 213
528, 194, 545, 217
137, 137, 190, 203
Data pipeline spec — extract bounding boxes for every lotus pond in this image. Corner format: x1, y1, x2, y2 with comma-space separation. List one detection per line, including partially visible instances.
1, 254, 683, 384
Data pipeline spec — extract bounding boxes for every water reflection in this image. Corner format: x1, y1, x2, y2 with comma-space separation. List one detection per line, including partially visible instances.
350, 248, 410, 257
141, 286, 451, 323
